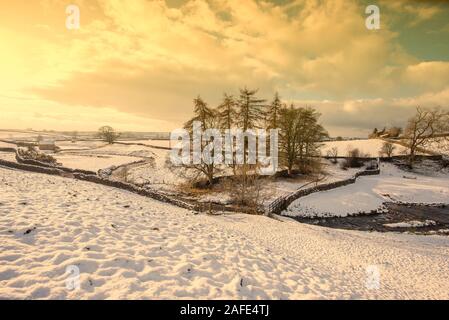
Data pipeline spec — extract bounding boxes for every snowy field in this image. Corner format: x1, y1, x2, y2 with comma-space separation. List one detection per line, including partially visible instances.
321, 139, 409, 157
117, 140, 171, 148
81, 143, 157, 158
56, 140, 107, 151
0, 141, 16, 149
422, 138, 449, 156
258, 159, 364, 205
127, 147, 184, 187
0, 152, 16, 162
0, 130, 68, 141
53, 142, 158, 172
53, 154, 141, 172
284, 163, 449, 218
0, 167, 448, 299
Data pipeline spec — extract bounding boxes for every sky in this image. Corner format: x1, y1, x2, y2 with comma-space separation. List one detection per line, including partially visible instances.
0, 0, 448, 137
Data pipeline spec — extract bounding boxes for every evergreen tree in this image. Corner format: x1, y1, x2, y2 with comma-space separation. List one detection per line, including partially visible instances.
266, 92, 283, 129
182, 96, 218, 185
184, 95, 215, 132
217, 93, 237, 130
237, 87, 266, 131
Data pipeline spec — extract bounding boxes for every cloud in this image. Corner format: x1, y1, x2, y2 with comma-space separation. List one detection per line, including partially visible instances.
294, 86, 449, 137
380, 0, 442, 26
0, 0, 448, 135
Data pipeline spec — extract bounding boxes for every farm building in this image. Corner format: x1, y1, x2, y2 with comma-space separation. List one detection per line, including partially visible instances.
38, 140, 57, 151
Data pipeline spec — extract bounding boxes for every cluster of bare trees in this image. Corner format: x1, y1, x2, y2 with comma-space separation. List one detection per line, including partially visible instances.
403, 107, 449, 167
374, 107, 448, 166
179, 87, 328, 193
278, 106, 327, 174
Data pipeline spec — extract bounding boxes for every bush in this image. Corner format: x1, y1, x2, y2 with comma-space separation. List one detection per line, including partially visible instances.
18, 148, 59, 166
341, 148, 365, 169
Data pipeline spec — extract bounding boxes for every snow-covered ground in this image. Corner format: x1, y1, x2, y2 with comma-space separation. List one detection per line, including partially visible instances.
284, 163, 449, 218
0, 141, 16, 149
0, 151, 16, 162
0, 130, 69, 142
126, 147, 185, 188
259, 159, 363, 205
0, 167, 448, 299
52, 142, 158, 172
84, 143, 157, 158
321, 139, 409, 157
422, 138, 449, 156
117, 139, 171, 148
56, 140, 107, 151
53, 154, 141, 172
384, 220, 436, 229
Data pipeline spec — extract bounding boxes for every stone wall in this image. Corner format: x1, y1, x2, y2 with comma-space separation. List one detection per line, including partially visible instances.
0, 157, 194, 211
267, 167, 380, 215
0, 158, 64, 176
15, 151, 96, 175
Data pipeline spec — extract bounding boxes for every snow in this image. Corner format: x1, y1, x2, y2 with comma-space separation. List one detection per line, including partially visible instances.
0, 141, 16, 149
423, 138, 449, 156
284, 163, 449, 218
259, 159, 364, 205
117, 139, 171, 148
48, 142, 161, 172
127, 147, 184, 187
321, 139, 409, 157
53, 154, 141, 172
0, 167, 448, 299
0, 152, 16, 162
384, 220, 436, 228
56, 140, 107, 151
0, 130, 69, 142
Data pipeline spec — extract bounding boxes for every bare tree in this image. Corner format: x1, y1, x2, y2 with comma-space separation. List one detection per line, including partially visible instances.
403, 107, 449, 167
279, 106, 300, 175
380, 142, 396, 157
295, 107, 327, 173
98, 126, 120, 144
327, 147, 338, 163
227, 163, 264, 213
279, 105, 328, 175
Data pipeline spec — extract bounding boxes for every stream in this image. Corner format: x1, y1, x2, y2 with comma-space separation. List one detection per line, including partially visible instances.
288, 203, 449, 235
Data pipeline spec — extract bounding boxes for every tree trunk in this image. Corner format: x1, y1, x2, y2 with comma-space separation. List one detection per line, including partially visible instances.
408, 148, 415, 168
